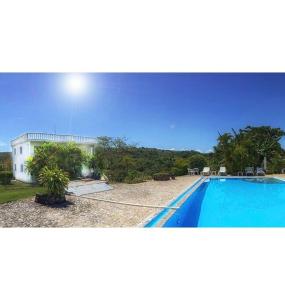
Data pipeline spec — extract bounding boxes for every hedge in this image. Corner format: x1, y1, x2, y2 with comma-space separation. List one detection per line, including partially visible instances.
0, 171, 13, 185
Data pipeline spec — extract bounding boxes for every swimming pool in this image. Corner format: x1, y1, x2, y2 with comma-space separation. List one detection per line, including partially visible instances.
148, 177, 285, 227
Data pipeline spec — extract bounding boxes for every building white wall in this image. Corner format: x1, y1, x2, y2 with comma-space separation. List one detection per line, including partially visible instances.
12, 141, 33, 183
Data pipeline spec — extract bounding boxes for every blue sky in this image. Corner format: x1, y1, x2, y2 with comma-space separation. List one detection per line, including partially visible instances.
1, 73, 285, 152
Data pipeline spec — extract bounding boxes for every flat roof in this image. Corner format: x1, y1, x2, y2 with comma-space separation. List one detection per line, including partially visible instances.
11, 133, 97, 146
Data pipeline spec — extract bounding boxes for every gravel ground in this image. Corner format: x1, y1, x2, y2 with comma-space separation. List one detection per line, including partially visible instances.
0, 176, 199, 227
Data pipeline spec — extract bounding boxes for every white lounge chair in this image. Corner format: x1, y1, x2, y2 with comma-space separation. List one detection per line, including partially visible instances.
193, 168, 200, 175
256, 167, 265, 176
245, 167, 254, 176
187, 168, 195, 176
218, 166, 227, 176
201, 167, 211, 176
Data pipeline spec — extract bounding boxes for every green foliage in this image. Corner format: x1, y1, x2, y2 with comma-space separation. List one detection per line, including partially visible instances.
267, 155, 285, 174
173, 158, 188, 175
26, 142, 87, 180
93, 137, 206, 182
38, 166, 69, 198
153, 172, 170, 181
124, 171, 145, 184
170, 167, 184, 176
188, 154, 208, 171
0, 171, 13, 185
212, 126, 285, 174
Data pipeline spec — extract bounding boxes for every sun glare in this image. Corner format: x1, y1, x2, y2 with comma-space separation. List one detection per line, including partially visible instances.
64, 73, 89, 96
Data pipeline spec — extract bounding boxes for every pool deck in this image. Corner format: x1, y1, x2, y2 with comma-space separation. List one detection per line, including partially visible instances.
1, 174, 284, 227
0, 175, 200, 227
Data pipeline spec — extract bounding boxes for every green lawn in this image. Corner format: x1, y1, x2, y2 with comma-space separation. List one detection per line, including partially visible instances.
0, 181, 46, 204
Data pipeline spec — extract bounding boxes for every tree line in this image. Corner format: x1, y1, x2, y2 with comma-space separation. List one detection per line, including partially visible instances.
23, 125, 285, 184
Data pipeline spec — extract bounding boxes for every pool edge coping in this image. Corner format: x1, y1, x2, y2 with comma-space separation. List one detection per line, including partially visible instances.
156, 177, 208, 227
140, 176, 205, 227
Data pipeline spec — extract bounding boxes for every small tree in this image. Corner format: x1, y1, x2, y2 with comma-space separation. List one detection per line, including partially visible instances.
38, 167, 69, 199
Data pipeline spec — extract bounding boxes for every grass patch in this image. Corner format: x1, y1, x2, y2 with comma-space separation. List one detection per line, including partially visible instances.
0, 181, 46, 204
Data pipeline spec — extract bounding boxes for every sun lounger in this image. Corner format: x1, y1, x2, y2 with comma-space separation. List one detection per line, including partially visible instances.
256, 167, 265, 176
201, 167, 211, 176
218, 166, 227, 176
193, 168, 200, 175
245, 167, 254, 176
187, 168, 195, 175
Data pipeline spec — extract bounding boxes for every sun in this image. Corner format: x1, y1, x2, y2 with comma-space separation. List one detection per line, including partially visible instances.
64, 73, 89, 96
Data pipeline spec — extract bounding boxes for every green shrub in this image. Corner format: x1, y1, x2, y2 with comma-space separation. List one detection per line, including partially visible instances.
124, 171, 144, 184
0, 171, 13, 185
124, 177, 144, 184
171, 167, 185, 176
92, 169, 101, 180
104, 169, 128, 182
188, 154, 208, 170
26, 142, 86, 180
142, 174, 153, 181
38, 167, 69, 198
153, 172, 170, 181
173, 158, 188, 175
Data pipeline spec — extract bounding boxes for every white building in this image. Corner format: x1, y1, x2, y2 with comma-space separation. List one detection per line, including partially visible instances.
11, 133, 97, 183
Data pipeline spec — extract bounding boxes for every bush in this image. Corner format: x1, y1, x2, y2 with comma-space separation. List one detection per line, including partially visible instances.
171, 167, 185, 176
92, 169, 101, 180
124, 171, 144, 184
0, 171, 13, 185
38, 167, 69, 198
26, 142, 86, 180
173, 158, 188, 175
103, 169, 128, 182
124, 177, 144, 184
188, 154, 208, 171
142, 174, 153, 181
153, 172, 170, 181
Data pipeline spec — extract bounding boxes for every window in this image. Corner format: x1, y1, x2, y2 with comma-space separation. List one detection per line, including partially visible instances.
14, 148, 16, 155
14, 164, 17, 171
20, 146, 23, 154
21, 164, 24, 173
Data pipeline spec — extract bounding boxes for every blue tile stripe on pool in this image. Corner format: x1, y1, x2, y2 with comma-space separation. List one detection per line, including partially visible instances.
144, 177, 205, 227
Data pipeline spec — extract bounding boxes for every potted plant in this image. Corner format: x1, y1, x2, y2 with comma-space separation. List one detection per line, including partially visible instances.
35, 166, 69, 205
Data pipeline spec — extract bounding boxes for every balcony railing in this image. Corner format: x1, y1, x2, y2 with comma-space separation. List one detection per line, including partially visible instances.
11, 133, 97, 145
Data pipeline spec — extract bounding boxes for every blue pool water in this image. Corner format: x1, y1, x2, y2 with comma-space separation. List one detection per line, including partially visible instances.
163, 178, 285, 227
